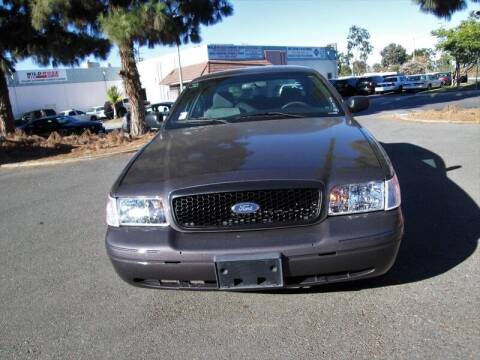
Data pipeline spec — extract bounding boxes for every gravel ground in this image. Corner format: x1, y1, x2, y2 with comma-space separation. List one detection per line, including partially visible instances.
0, 116, 478, 359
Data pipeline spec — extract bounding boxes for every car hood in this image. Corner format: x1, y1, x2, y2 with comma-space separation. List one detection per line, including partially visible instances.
115, 117, 385, 196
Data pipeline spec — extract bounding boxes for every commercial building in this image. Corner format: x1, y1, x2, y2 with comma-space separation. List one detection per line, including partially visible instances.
7, 66, 123, 118
138, 44, 337, 103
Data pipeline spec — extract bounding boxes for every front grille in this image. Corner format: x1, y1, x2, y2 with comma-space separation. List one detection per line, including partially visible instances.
172, 188, 321, 230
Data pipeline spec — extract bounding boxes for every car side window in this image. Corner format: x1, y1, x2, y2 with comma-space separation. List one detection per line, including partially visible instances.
69, 111, 75, 116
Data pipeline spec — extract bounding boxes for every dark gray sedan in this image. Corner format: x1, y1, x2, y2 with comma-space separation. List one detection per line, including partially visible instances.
106, 66, 403, 290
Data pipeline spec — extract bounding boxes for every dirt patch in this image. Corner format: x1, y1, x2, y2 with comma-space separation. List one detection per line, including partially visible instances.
401, 106, 480, 124
0, 130, 155, 166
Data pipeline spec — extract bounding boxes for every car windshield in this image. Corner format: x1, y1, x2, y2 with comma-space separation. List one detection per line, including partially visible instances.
168, 72, 342, 127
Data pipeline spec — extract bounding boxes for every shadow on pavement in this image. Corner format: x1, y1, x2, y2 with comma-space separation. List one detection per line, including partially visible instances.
0, 140, 74, 166
278, 142, 479, 294
357, 90, 480, 116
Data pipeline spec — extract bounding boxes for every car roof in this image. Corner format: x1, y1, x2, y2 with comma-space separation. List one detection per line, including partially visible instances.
192, 65, 318, 82
34, 114, 71, 121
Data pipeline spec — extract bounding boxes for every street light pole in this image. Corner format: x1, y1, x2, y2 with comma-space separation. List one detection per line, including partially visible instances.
412, 37, 416, 61
176, 42, 184, 93
102, 70, 108, 93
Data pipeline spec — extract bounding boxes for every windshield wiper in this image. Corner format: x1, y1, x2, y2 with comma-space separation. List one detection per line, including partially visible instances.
179, 118, 230, 126
229, 112, 306, 121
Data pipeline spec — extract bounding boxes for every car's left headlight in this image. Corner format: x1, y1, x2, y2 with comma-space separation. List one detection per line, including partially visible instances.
106, 196, 168, 227
328, 175, 401, 216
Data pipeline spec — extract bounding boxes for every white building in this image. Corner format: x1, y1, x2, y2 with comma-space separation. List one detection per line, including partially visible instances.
7, 67, 123, 117
138, 44, 338, 103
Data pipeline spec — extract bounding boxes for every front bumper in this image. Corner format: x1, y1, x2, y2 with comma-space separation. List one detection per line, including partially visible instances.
375, 86, 399, 93
106, 208, 403, 290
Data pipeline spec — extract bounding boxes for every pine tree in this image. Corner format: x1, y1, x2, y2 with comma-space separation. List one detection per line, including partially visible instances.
0, 0, 109, 138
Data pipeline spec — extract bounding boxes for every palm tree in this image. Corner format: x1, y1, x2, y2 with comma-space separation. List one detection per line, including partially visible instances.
414, 0, 470, 19
106, 85, 121, 119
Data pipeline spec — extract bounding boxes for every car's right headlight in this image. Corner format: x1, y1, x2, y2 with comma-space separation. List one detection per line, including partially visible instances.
328, 174, 401, 216
106, 195, 168, 227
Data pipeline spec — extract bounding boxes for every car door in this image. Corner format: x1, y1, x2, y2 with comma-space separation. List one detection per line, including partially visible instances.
29, 118, 59, 136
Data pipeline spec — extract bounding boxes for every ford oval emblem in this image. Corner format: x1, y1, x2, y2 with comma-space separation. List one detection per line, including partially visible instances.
231, 202, 260, 215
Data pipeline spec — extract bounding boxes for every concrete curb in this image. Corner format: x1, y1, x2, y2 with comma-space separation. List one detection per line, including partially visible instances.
0, 146, 141, 169
395, 113, 479, 125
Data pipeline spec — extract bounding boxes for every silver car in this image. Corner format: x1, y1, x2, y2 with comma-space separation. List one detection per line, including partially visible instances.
404, 74, 443, 92
375, 75, 408, 94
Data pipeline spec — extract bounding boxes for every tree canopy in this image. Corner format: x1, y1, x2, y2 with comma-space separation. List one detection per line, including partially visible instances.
337, 52, 352, 76
380, 43, 408, 68
346, 26, 373, 65
400, 60, 427, 75
432, 18, 480, 84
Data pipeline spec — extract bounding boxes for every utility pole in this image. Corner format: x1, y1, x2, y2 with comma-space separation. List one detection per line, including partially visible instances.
176, 42, 184, 93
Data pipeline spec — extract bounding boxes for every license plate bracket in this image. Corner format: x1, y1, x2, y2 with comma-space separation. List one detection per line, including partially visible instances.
215, 253, 283, 290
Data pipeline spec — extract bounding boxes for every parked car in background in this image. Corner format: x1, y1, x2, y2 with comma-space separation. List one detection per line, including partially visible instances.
61, 109, 96, 121
145, 101, 174, 130
375, 75, 408, 94
404, 74, 442, 92
426, 73, 444, 89
86, 106, 107, 120
356, 75, 385, 95
106, 66, 403, 291
436, 72, 452, 86
330, 77, 359, 97
17, 114, 104, 137
16, 108, 56, 126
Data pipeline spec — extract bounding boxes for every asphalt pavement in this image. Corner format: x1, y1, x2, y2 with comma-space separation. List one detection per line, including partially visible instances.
0, 95, 479, 359
361, 88, 480, 117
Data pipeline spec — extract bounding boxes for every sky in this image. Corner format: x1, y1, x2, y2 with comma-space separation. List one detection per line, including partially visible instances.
15, 0, 474, 70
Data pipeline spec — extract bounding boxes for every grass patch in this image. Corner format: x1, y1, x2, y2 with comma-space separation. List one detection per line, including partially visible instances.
0, 130, 155, 166
403, 106, 480, 123
427, 82, 480, 93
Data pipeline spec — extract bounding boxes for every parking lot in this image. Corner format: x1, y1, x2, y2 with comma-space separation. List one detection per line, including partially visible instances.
1, 103, 479, 359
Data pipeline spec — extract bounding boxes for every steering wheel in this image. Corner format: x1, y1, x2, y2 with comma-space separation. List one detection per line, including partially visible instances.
281, 101, 309, 110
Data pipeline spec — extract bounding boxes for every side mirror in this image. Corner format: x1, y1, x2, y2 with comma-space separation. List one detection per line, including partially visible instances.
346, 96, 369, 113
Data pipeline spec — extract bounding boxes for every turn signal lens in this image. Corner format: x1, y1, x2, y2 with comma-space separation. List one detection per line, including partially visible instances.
385, 174, 401, 210
106, 195, 119, 227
